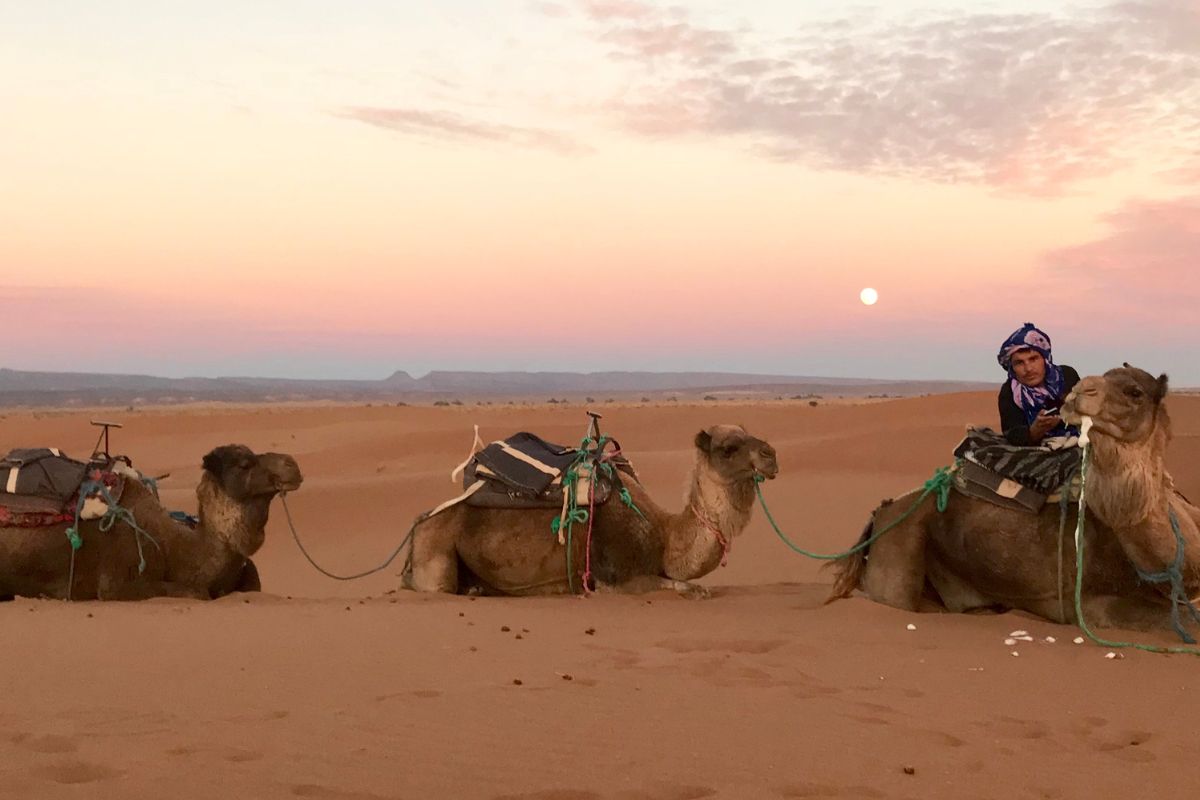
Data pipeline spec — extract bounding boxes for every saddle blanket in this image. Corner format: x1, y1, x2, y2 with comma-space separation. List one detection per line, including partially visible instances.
461, 432, 635, 510
0, 448, 127, 528
952, 427, 1081, 514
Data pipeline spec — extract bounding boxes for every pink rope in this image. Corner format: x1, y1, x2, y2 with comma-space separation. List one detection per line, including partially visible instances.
581, 472, 596, 593
691, 505, 730, 567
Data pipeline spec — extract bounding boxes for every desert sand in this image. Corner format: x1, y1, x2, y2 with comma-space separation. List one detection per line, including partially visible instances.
1, 392, 1198, 799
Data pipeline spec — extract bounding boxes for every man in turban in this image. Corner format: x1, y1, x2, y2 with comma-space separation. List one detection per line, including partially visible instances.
997, 323, 1080, 446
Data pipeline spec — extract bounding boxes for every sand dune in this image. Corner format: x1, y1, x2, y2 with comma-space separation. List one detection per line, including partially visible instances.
1, 393, 1197, 799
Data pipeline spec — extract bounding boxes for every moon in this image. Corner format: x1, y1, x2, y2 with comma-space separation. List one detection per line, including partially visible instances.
860, 287, 879, 306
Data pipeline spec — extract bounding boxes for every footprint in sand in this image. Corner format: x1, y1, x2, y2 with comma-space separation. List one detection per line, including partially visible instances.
30, 760, 122, 785
291, 784, 404, 800
614, 785, 716, 800
11, 734, 79, 754
978, 715, 1055, 743
223, 747, 265, 763
778, 783, 885, 798
1091, 730, 1157, 763
654, 638, 786, 655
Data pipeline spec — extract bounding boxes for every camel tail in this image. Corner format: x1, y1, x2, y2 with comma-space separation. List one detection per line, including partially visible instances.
825, 515, 873, 604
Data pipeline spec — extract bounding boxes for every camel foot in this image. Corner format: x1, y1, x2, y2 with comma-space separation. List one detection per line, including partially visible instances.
669, 580, 711, 600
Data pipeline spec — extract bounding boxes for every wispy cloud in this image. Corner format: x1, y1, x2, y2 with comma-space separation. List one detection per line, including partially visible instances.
1044, 194, 1200, 310
338, 106, 590, 155
567, 0, 1200, 193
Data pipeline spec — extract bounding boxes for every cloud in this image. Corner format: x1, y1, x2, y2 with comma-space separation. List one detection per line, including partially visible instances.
569, 0, 1200, 193
1043, 194, 1200, 310
338, 106, 590, 155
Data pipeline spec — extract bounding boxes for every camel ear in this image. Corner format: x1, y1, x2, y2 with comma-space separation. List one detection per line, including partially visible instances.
1123, 362, 1132, 369
1155, 373, 1169, 402
694, 429, 712, 453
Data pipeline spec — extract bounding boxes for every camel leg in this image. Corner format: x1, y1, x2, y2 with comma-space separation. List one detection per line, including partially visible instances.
1080, 594, 1184, 635
860, 498, 931, 611
234, 559, 261, 593
924, 557, 999, 613
97, 581, 212, 601
595, 575, 711, 599
404, 515, 459, 594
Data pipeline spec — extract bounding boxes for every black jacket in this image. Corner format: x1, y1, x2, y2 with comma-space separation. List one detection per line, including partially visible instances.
998, 365, 1081, 446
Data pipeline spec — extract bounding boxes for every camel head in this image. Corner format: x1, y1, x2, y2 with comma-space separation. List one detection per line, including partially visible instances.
1063, 364, 1171, 444
201, 445, 303, 500
694, 425, 779, 482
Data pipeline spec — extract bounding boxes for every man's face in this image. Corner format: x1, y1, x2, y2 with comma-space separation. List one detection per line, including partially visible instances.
1010, 348, 1047, 388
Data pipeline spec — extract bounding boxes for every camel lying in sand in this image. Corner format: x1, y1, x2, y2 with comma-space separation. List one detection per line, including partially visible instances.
0, 445, 302, 600
830, 365, 1200, 633
403, 425, 779, 597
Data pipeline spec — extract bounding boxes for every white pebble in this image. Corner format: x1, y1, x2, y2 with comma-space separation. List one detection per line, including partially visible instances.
1014, 635, 1034, 642
1009, 630, 1029, 637
906, 623, 917, 631
1011, 651, 1020, 657
1004, 638, 1018, 646
1073, 637, 1085, 645
1105, 652, 1118, 659
1044, 636, 1056, 643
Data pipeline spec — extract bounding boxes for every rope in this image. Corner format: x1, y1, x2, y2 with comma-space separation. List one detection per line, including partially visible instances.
1072, 440, 1200, 655
691, 504, 730, 567
551, 433, 644, 594
280, 493, 417, 581
64, 476, 160, 601
754, 466, 955, 560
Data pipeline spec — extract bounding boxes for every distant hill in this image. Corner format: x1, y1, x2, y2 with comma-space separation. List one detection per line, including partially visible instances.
0, 367, 995, 407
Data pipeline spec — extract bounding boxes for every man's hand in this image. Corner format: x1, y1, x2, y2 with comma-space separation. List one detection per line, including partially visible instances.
1030, 409, 1060, 442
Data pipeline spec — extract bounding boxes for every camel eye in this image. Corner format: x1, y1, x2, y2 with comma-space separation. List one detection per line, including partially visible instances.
722, 445, 739, 458
1126, 388, 1144, 399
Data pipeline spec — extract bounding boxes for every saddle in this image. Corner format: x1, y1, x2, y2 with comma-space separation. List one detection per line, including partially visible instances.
951, 427, 1082, 514
0, 448, 132, 528
461, 432, 637, 510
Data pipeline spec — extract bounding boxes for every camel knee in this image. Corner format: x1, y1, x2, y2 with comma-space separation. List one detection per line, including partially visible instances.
406, 527, 459, 594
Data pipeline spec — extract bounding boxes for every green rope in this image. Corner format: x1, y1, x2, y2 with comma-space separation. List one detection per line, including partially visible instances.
63, 478, 161, 600
550, 508, 588, 534
754, 466, 955, 560
620, 487, 647, 521
1072, 442, 1200, 655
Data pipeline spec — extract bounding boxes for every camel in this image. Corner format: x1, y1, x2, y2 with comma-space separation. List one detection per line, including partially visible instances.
0, 445, 302, 601
828, 365, 1200, 634
402, 425, 779, 596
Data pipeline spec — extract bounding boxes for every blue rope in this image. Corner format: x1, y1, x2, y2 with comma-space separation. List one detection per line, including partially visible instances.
1133, 508, 1200, 644
64, 478, 161, 600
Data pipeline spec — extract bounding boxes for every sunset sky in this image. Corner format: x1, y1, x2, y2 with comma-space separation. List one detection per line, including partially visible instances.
3, 0, 1197, 383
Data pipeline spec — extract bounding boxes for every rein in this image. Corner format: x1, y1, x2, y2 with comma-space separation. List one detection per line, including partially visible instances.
279, 493, 419, 581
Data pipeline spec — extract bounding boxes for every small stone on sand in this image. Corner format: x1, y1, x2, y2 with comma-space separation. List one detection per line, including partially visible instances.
1074, 637, 1085, 644
906, 623, 917, 631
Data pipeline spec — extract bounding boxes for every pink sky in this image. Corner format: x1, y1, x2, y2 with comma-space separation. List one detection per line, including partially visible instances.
2, 0, 1197, 382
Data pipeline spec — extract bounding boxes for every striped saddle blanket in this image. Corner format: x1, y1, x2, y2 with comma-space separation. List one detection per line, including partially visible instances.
951, 428, 1081, 513
462, 432, 636, 510
0, 448, 127, 527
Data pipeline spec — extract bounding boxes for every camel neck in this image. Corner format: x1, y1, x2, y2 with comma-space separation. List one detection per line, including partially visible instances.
195, 476, 271, 559
661, 461, 754, 580
1086, 430, 1170, 529
1086, 427, 1200, 584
